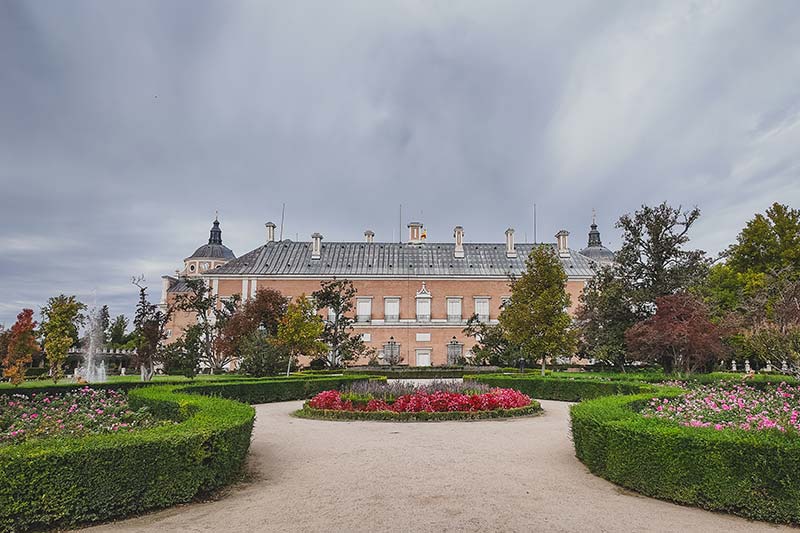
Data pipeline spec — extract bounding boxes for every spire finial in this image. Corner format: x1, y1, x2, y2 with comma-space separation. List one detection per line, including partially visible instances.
215, 210, 219, 222
592, 208, 596, 225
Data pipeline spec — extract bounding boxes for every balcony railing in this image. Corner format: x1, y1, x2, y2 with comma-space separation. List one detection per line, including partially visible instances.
477, 314, 490, 323
356, 315, 371, 323
416, 314, 430, 322
447, 314, 462, 323
384, 314, 400, 323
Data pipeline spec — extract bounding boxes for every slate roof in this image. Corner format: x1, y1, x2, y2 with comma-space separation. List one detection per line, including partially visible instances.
207, 241, 600, 279
186, 243, 236, 261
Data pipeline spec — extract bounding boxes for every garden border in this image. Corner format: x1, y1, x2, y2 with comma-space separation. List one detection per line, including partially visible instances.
294, 400, 542, 422
464, 374, 660, 401
0, 375, 381, 532
570, 391, 800, 524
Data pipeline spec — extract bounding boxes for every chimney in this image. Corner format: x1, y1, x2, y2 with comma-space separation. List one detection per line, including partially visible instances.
311, 232, 323, 260
555, 230, 570, 258
408, 222, 423, 243
265, 221, 276, 243
453, 226, 465, 258
505, 228, 517, 258
364, 230, 374, 243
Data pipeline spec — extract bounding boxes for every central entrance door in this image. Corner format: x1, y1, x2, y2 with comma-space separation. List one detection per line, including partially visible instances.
415, 349, 432, 367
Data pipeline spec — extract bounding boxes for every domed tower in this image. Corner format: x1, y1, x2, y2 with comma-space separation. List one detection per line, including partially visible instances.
579, 212, 615, 265
183, 216, 236, 276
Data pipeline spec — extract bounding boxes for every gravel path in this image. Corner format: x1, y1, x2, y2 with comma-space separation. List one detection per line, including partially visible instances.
83, 400, 791, 532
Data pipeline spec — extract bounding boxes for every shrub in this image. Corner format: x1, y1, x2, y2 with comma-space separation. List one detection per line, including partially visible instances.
297, 402, 541, 422
180, 375, 381, 404
0, 385, 255, 532
465, 374, 657, 401
570, 392, 800, 524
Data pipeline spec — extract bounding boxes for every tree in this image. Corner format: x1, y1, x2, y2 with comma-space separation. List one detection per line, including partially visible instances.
238, 330, 292, 377
98, 305, 111, 344
499, 246, 576, 375
173, 277, 239, 373
691, 263, 764, 322
575, 266, 641, 370
2, 310, 39, 385
615, 202, 709, 306
40, 295, 86, 383
217, 288, 288, 364
132, 278, 170, 381
625, 293, 728, 374
161, 325, 201, 379
727, 203, 800, 276
275, 295, 327, 376
108, 314, 135, 348
462, 314, 520, 366
312, 279, 371, 368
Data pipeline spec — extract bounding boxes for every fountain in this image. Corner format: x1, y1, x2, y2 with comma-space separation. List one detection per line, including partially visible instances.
77, 307, 107, 383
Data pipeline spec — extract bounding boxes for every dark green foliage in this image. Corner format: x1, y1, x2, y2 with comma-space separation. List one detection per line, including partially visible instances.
237, 331, 293, 377
571, 393, 800, 524
340, 366, 505, 379
462, 315, 521, 366
312, 279, 372, 367
161, 326, 202, 379
0, 385, 255, 532
183, 375, 378, 404
466, 375, 658, 401
296, 401, 541, 422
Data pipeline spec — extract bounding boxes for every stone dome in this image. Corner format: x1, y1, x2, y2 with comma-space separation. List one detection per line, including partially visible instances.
578, 221, 615, 264
185, 218, 236, 261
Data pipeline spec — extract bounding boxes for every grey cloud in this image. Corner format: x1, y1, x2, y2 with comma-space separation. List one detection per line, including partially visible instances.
1, 0, 799, 324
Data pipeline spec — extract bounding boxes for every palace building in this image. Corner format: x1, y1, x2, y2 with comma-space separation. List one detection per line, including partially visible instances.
161, 217, 614, 368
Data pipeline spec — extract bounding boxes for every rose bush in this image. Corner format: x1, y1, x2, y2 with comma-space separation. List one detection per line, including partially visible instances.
1, 386, 163, 445
641, 381, 800, 432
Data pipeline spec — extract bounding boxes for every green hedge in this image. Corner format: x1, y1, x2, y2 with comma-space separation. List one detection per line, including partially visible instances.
465, 374, 658, 401
295, 400, 542, 422
0, 385, 256, 532
570, 393, 800, 524
181, 375, 382, 404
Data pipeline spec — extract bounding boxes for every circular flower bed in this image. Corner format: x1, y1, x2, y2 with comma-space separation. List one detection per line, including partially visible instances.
1, 387, 164, 445
296, 381, 541, 421
641, 381, 800, 432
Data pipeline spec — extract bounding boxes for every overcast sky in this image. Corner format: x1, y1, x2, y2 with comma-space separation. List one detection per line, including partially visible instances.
1, 0, 799, 326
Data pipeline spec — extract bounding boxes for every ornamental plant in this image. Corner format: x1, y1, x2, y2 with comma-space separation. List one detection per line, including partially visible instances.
641, 381, 800, 432
1, 387, 164, 445
307, 387, 531, 413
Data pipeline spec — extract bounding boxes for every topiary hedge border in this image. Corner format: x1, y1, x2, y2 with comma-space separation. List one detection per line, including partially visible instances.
465, 374, 659, 401
294, 400, 542, 422
0, 375, 380, 532
0, 384, 256, 533
570, 392, 800, 524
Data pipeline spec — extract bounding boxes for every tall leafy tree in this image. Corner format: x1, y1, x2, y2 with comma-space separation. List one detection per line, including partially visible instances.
217, 288, 287, 364
312, 279, 371, 368
462, 315, 521, 366
500, 246, 576, 376
626, 293, 729, 374
276, 295, 327, 376
2, 309, 39, 386
173, 277, 239, 373
727, 203, 800, 276
132, 278, 170, 381
237, 331, 292, 377
108, 314, 134, 348
40, 295, 86, 383
575, 266, 640, 370
615, 202, 708, 306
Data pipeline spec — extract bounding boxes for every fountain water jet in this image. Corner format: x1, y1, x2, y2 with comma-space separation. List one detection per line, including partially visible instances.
77, 307, 107, 383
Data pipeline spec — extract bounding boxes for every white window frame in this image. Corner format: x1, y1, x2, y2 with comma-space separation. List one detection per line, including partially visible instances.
474, 297, 490, 322
384, 297, 400, 323
447, 297, 462, 322
416, 297, 431, 322
356, 297, 372, 323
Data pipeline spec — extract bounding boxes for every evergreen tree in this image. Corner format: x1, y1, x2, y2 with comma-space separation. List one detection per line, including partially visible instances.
132, 278, 170, 381
500, 246, 576, 376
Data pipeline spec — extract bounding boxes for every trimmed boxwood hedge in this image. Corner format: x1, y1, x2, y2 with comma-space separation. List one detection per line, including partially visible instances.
295, 400, 542, 422
0, 384, 256, 533
570, 392, 800, 524
465, 374, 658, 401
0, 375, 379, 532
180, 375, 383, 404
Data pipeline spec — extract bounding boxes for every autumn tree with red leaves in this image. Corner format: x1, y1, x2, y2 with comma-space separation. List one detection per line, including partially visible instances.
625, 294, 728, 374
2, 309, 39, 385
217, 288, 289, 362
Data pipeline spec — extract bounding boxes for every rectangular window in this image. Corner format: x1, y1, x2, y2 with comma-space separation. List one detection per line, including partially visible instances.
384, 298, 400, 322
447, 298, 462, 322
328, 307, 338, 323
356, 298, 372, 323
416, 298, 431, 322
474, 297, 490, 322
361, 333, 371, 342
